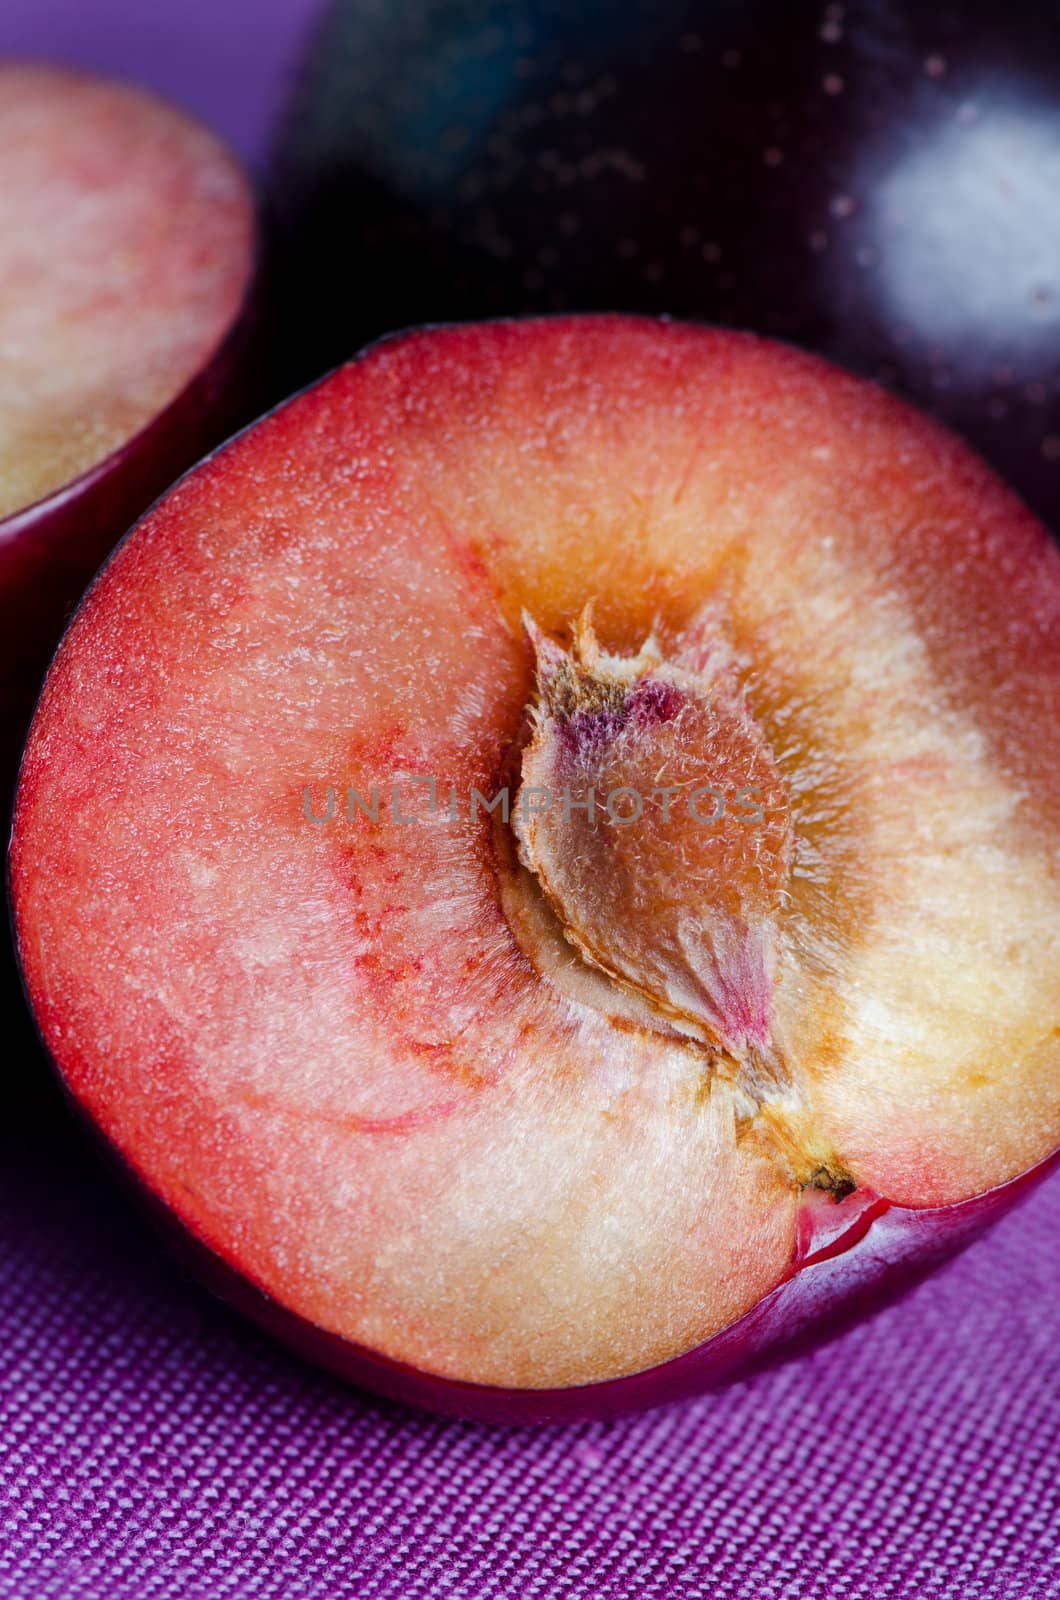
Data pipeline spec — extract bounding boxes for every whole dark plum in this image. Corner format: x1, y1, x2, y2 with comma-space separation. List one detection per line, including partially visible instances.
272, 0, 1060, 527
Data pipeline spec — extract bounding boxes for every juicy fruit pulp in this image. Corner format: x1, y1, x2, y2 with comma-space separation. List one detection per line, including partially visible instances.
11, 319, 1060, 1401
0, 61, 258, 789
0, 63, 255, 520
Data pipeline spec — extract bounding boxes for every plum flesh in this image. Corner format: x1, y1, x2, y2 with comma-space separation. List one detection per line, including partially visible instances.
0, 64, 255, 521
0, 64, 258, 767
10, 318, 1060, 1417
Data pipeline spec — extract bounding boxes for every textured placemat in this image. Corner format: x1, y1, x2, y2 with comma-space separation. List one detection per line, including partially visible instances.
1, 1072, 1057, 1600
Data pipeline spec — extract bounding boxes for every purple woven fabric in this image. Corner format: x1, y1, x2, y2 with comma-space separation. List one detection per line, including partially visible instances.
1, 1089, 1058, 1599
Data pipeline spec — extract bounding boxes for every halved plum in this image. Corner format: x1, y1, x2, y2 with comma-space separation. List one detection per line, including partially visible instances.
0, 62, 259, 766
10, 317, 1060, 1421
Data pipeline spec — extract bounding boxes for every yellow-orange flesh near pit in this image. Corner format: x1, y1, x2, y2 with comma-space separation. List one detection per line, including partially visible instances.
11, 318, 1060, 1389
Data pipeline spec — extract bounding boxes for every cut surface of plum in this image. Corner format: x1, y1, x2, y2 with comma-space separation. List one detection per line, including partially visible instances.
0, 63, 255, 521
10, 317, 1060, 1403
0, 61, 259, 780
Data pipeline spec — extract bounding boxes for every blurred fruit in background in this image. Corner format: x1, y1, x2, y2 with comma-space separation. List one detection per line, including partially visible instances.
0, 63, 262, 780
272, 0, 1060, 529
0, 61, 262, 1110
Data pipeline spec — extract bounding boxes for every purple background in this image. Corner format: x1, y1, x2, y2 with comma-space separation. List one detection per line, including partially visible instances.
0, 0, 322, 165
1, 4, 1058, 1596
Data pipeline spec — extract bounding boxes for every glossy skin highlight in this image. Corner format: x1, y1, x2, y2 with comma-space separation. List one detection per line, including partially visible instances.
10, 318, 1060, 1416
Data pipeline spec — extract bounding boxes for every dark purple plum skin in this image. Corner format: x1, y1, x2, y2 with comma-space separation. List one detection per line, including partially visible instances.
272, 0, 1060, 529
